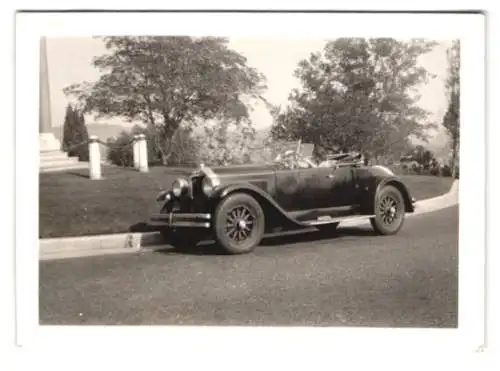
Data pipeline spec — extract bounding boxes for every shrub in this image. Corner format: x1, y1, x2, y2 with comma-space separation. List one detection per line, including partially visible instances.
441, 164, 452, 177
197, 123, 255, 166
411, 162, 422, 174
429, 166, 440, 176
106, 126, 200, 167
106, 132, 135, 167
61, 104, 90, 162
165, 129, 200, 166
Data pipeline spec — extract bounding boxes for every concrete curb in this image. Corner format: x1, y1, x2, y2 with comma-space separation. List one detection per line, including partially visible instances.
340, 180, 458, 228
39, 180, 459, 261
39, 232, 163, 261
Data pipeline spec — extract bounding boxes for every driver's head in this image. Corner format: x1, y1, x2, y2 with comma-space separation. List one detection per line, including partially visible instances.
282, 150, 295, 168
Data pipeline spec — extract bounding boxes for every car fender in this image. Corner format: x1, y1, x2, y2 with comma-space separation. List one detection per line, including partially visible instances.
210, 183, 305, 228
368, 177, 415, 213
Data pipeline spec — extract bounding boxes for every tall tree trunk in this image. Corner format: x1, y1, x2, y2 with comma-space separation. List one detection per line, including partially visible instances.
161, 153, 169, 166
451, 139, 458, 178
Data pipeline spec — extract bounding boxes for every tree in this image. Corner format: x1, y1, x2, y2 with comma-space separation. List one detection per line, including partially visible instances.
106, 124, 199, 167
197, 120, 256, 166
106, 131, 134, 167
271, 38, 437, 163
442, 40, 460, 178
406, 145, 436, 172
61, 104, 90, 161
64, 36, 266, 165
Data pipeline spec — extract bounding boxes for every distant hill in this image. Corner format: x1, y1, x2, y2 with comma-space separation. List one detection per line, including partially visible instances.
52, 123, 132, 142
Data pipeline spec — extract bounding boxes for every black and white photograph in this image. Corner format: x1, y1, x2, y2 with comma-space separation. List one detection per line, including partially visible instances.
12, 9, 487, 363
38, 34, 462, 327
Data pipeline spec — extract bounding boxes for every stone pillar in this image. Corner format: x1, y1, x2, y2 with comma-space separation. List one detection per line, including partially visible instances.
138, 134, 149, 173
132, 135, 140, 170
39, 36, 61, 152
88, 136, 102, 179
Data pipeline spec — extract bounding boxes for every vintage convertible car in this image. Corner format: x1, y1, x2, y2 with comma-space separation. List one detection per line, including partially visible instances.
149, 151, 416, 254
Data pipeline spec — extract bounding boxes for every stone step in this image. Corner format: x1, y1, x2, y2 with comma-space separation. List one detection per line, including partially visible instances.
39, 162, 89, 173
40, 151, 70, 161
40, 157, 80, 167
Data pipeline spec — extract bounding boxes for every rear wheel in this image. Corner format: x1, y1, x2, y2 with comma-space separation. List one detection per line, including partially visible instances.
370, 185, 405, 235
214, 193, 265, 254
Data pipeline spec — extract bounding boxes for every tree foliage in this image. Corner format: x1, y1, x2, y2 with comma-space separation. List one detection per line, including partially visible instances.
65, 36, 267, 164
61, 104, 90, 161
106, 131, 135, 167
406, 145, 437, 170
271, 38, 437, 162
196, 121, 256, 166
442, 40, 460, 178
106, 124, 199, 167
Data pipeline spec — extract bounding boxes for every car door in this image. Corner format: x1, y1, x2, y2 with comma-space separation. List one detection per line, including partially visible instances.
299, 166, 356, 208
274, 165, 356, 212
298, 167, 338, 210
326, 166, 356, 207
274, 168, 303, 211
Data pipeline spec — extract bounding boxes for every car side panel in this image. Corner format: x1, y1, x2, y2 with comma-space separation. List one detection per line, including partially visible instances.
299, 167, 337, 209
328, 166, 357, 207
274, 169, 303, 211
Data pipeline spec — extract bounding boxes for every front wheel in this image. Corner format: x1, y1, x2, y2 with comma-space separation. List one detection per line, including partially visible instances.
370, 185, 406, 235
213, 193, 265, 254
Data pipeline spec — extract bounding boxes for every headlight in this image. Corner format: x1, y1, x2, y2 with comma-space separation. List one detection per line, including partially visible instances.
172, 178, 189, 197
202, 176, 220, 196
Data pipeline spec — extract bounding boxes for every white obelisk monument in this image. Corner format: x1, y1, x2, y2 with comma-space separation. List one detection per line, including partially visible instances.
39, 37, 87, 172
39, 36, 62, 152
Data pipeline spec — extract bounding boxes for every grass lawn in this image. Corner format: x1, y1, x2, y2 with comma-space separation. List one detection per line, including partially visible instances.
39, 166, 182, 238
401, 175, 454, 202
39, 167, 454, 238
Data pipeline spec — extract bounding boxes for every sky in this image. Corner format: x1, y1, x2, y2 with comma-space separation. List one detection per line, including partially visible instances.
45, 37, 452, 147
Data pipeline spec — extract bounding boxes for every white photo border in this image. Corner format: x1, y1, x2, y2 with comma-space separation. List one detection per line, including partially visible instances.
15, 10, 485, 363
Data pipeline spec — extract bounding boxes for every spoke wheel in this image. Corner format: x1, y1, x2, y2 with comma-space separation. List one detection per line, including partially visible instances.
378, 195, 399, 226
214, 193, 265, 254
370, 185, 405, 235
225, 205, 256, 245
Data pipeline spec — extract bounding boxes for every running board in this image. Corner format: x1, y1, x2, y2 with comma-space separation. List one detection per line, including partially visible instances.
301, 214, 375, 226
289, 205, 360, 222
264, 227, 318, 239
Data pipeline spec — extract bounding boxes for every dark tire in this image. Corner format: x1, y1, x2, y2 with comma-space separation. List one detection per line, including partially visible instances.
160, 229, 200, 248
213, 193, 265, 254
370, 185, 406, 235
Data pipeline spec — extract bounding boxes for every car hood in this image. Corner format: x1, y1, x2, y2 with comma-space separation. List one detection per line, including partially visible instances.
209, 163, 277, 177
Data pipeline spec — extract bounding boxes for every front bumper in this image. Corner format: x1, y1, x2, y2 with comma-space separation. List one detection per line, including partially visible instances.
149, 212, 212, 228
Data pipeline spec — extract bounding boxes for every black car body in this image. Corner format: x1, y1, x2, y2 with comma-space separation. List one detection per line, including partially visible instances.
150, 153, 416, 254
